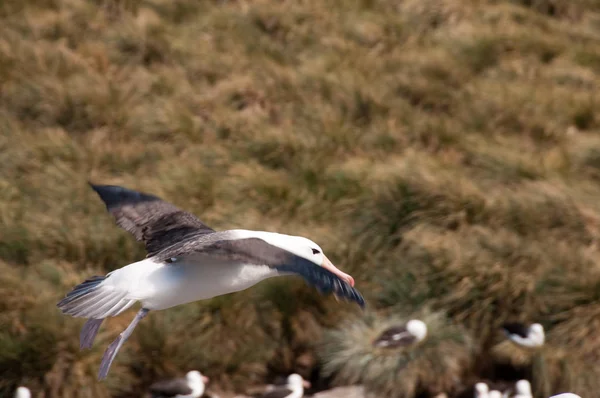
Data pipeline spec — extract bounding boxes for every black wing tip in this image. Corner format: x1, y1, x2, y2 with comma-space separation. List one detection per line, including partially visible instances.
88, 182, 159, 209
334, 281, 366, 309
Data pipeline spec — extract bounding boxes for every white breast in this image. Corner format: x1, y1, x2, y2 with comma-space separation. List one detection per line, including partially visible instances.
113, 256, 279, 311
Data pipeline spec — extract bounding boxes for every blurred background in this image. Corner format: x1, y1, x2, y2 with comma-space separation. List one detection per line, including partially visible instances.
1, 0, 600, 397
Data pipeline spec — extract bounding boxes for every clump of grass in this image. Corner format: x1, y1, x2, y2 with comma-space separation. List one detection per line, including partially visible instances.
319, 311, 475, 398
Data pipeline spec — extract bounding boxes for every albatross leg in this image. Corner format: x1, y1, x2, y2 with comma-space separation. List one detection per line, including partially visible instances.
80, 318, 104, 350
98, 308, 149, 380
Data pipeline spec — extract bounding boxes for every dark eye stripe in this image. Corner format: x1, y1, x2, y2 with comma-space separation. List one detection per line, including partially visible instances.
312, 248, 320, 254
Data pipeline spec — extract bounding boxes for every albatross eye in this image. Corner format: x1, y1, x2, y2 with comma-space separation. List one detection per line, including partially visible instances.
312, 248, 320, 255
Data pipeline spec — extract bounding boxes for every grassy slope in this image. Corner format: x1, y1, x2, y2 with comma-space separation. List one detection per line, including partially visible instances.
1, 0, 600, 396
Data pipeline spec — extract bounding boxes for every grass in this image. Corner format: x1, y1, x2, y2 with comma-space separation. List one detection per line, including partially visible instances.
319, 310, 475, 398
1, 0, 600, 396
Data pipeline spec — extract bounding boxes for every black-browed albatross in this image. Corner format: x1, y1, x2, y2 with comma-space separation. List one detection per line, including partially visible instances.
261, 374, 310, 398
372, 319, 428, 348
14, 387, 31, 398
501, 322, 545, 348
57, 183, 365, 380
149, 370, 209, 398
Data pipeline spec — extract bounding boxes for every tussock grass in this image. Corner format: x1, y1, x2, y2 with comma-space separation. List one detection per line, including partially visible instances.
319, 311, 474, 398
1, 0, 600, 396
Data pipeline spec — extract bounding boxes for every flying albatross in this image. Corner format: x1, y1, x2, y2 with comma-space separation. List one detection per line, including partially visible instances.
372, 319, 428, 348
57, 183, 365, 380
149, 370, 209, 398
501, 322, 545, 348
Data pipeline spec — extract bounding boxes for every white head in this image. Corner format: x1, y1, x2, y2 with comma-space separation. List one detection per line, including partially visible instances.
406, 319, 428, 341
549, 394, 582, 398
235, 230, 355, 287
515, 379, 532, 396
186, 370, 209, 397
14, 387, 31, 398
474, 382, 489, 398
488, 391, 502, 398
529, 323, 545, 344
287, 373, 311, 394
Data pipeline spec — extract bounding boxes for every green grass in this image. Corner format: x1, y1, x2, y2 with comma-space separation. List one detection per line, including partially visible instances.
1, 0, 600, 396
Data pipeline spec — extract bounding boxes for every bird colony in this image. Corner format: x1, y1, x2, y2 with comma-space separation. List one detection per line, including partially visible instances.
13, 184, 585, 398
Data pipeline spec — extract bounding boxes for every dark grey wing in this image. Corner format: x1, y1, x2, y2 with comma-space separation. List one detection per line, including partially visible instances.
159, 236, 365, 308
89, 183, 215, 257
149, 378, 192, 397
502, 323, 529, 338
262, 387, 294, 398
372, 325, 411, 347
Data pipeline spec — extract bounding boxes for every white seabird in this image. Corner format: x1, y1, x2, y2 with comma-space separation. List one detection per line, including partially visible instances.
149, 370, 209, 398
57, 183, 365, 380
511, 379, 532, 398
501, 322, 545, 348
14, 387, 31, 398
474, 382, 489, 398
372, 319, 428, 348
261, 374, 310, 398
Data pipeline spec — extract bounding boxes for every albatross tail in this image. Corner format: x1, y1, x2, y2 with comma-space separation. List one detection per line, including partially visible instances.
57, 275, 136, 319
57, 275, 137, 349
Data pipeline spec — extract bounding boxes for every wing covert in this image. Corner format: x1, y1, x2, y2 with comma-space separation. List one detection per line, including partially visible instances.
89, 183, 215, 257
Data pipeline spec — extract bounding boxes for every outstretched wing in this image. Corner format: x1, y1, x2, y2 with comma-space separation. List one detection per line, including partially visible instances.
158, 234, 366, 308
89, 183, 215, 257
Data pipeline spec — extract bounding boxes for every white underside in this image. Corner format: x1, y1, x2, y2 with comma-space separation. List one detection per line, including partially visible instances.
103, 256, 280, 311
508, 335, 543, 347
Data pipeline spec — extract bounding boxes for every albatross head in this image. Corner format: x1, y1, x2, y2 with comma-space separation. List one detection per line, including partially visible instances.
186, 370, 209, 396
406, 319, 428, 341
474, 382, 489, 398
515, 379, 532, 396
263, 233, 355, 287
14, 387, 31, 398
287, 374, 311, 392
529, 323, 545, 344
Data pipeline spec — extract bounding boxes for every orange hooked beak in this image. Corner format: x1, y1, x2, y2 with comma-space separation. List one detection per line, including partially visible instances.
303, 380, 312, 389
321, 256, 355, 287
202, 375, 210, 384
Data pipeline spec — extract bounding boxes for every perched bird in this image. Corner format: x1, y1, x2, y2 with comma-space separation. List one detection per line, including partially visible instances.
57, 183, 365, 380
261, 374, 310, 398
372, 319, 428, 348
549, 394, 582, 398
474, 382, 489, 398
501, 323, 545, 348
511, 380, 532, 398
150, 370, 209, 398
14, 387, 31, 398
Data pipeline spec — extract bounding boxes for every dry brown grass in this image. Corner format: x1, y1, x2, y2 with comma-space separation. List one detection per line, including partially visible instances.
1, 0, 600, 396
319, 310, 475, 398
